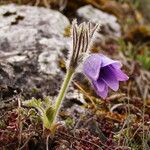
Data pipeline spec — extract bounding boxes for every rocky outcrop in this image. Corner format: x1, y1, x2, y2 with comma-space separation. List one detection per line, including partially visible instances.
0, 4, 70, 100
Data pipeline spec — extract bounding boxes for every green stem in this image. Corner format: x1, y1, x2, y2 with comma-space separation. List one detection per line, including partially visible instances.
51, 67, 75, 126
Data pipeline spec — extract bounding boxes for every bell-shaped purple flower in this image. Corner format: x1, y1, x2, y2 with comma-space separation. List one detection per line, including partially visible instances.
83, 54, 129, 99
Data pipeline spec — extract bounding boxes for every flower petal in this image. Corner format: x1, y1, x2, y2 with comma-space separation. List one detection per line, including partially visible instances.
100, 54, 122, 68
83, 54, 102, 81
101, 66, 119, 91
109, 65, 129, 81
93, 81, 108, 99
93, 78, 106, 92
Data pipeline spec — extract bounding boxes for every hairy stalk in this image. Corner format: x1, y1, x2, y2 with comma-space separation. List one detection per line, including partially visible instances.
50, 67, 75, 128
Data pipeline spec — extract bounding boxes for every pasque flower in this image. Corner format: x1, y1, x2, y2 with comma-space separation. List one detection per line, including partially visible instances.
83, 54, 129, 99
24, 20, 129, 139
23, 21, 100, 132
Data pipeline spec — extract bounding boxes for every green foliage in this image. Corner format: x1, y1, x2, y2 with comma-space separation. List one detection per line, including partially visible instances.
65, 117, 75, 128
118, 38, 150, 70
137, 48, 150, 70
23, 97, 55, 129
118, 38, 137, 59
0, 120, 6, 129
28, 108, 41, 124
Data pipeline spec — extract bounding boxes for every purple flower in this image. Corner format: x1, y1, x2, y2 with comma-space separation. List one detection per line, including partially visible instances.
83, 54, 129, 99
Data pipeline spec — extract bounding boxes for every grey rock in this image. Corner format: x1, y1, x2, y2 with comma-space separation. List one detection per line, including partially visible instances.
38, 37, 70, 75
0, 4, 70, 70
77, 5, 121, 40
0, 4, 70, 100
0, 4, 87, 118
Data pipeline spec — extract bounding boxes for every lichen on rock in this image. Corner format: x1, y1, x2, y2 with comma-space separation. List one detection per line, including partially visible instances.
0, 4, 70, 100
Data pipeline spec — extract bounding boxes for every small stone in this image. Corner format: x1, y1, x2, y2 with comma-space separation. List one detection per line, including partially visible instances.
77, 5, 121, 38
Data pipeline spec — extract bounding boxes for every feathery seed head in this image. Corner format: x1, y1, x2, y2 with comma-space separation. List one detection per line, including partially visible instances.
69, 19, 100, 69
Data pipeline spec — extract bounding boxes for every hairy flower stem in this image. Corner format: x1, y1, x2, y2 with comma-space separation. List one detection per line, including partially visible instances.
51, 67, 75, 128
47, 21, 100, 132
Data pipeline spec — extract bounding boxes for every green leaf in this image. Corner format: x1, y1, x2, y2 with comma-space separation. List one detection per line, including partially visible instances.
65, 117, 75, 128
44, 96, 52, 109
23, 98, 45, 115
137, 48, 150, 70
41, 107, 55, 129
46, 107, 55, 122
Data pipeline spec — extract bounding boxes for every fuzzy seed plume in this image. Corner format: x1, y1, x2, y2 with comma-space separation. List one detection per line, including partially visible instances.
68, 19, 101, 69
